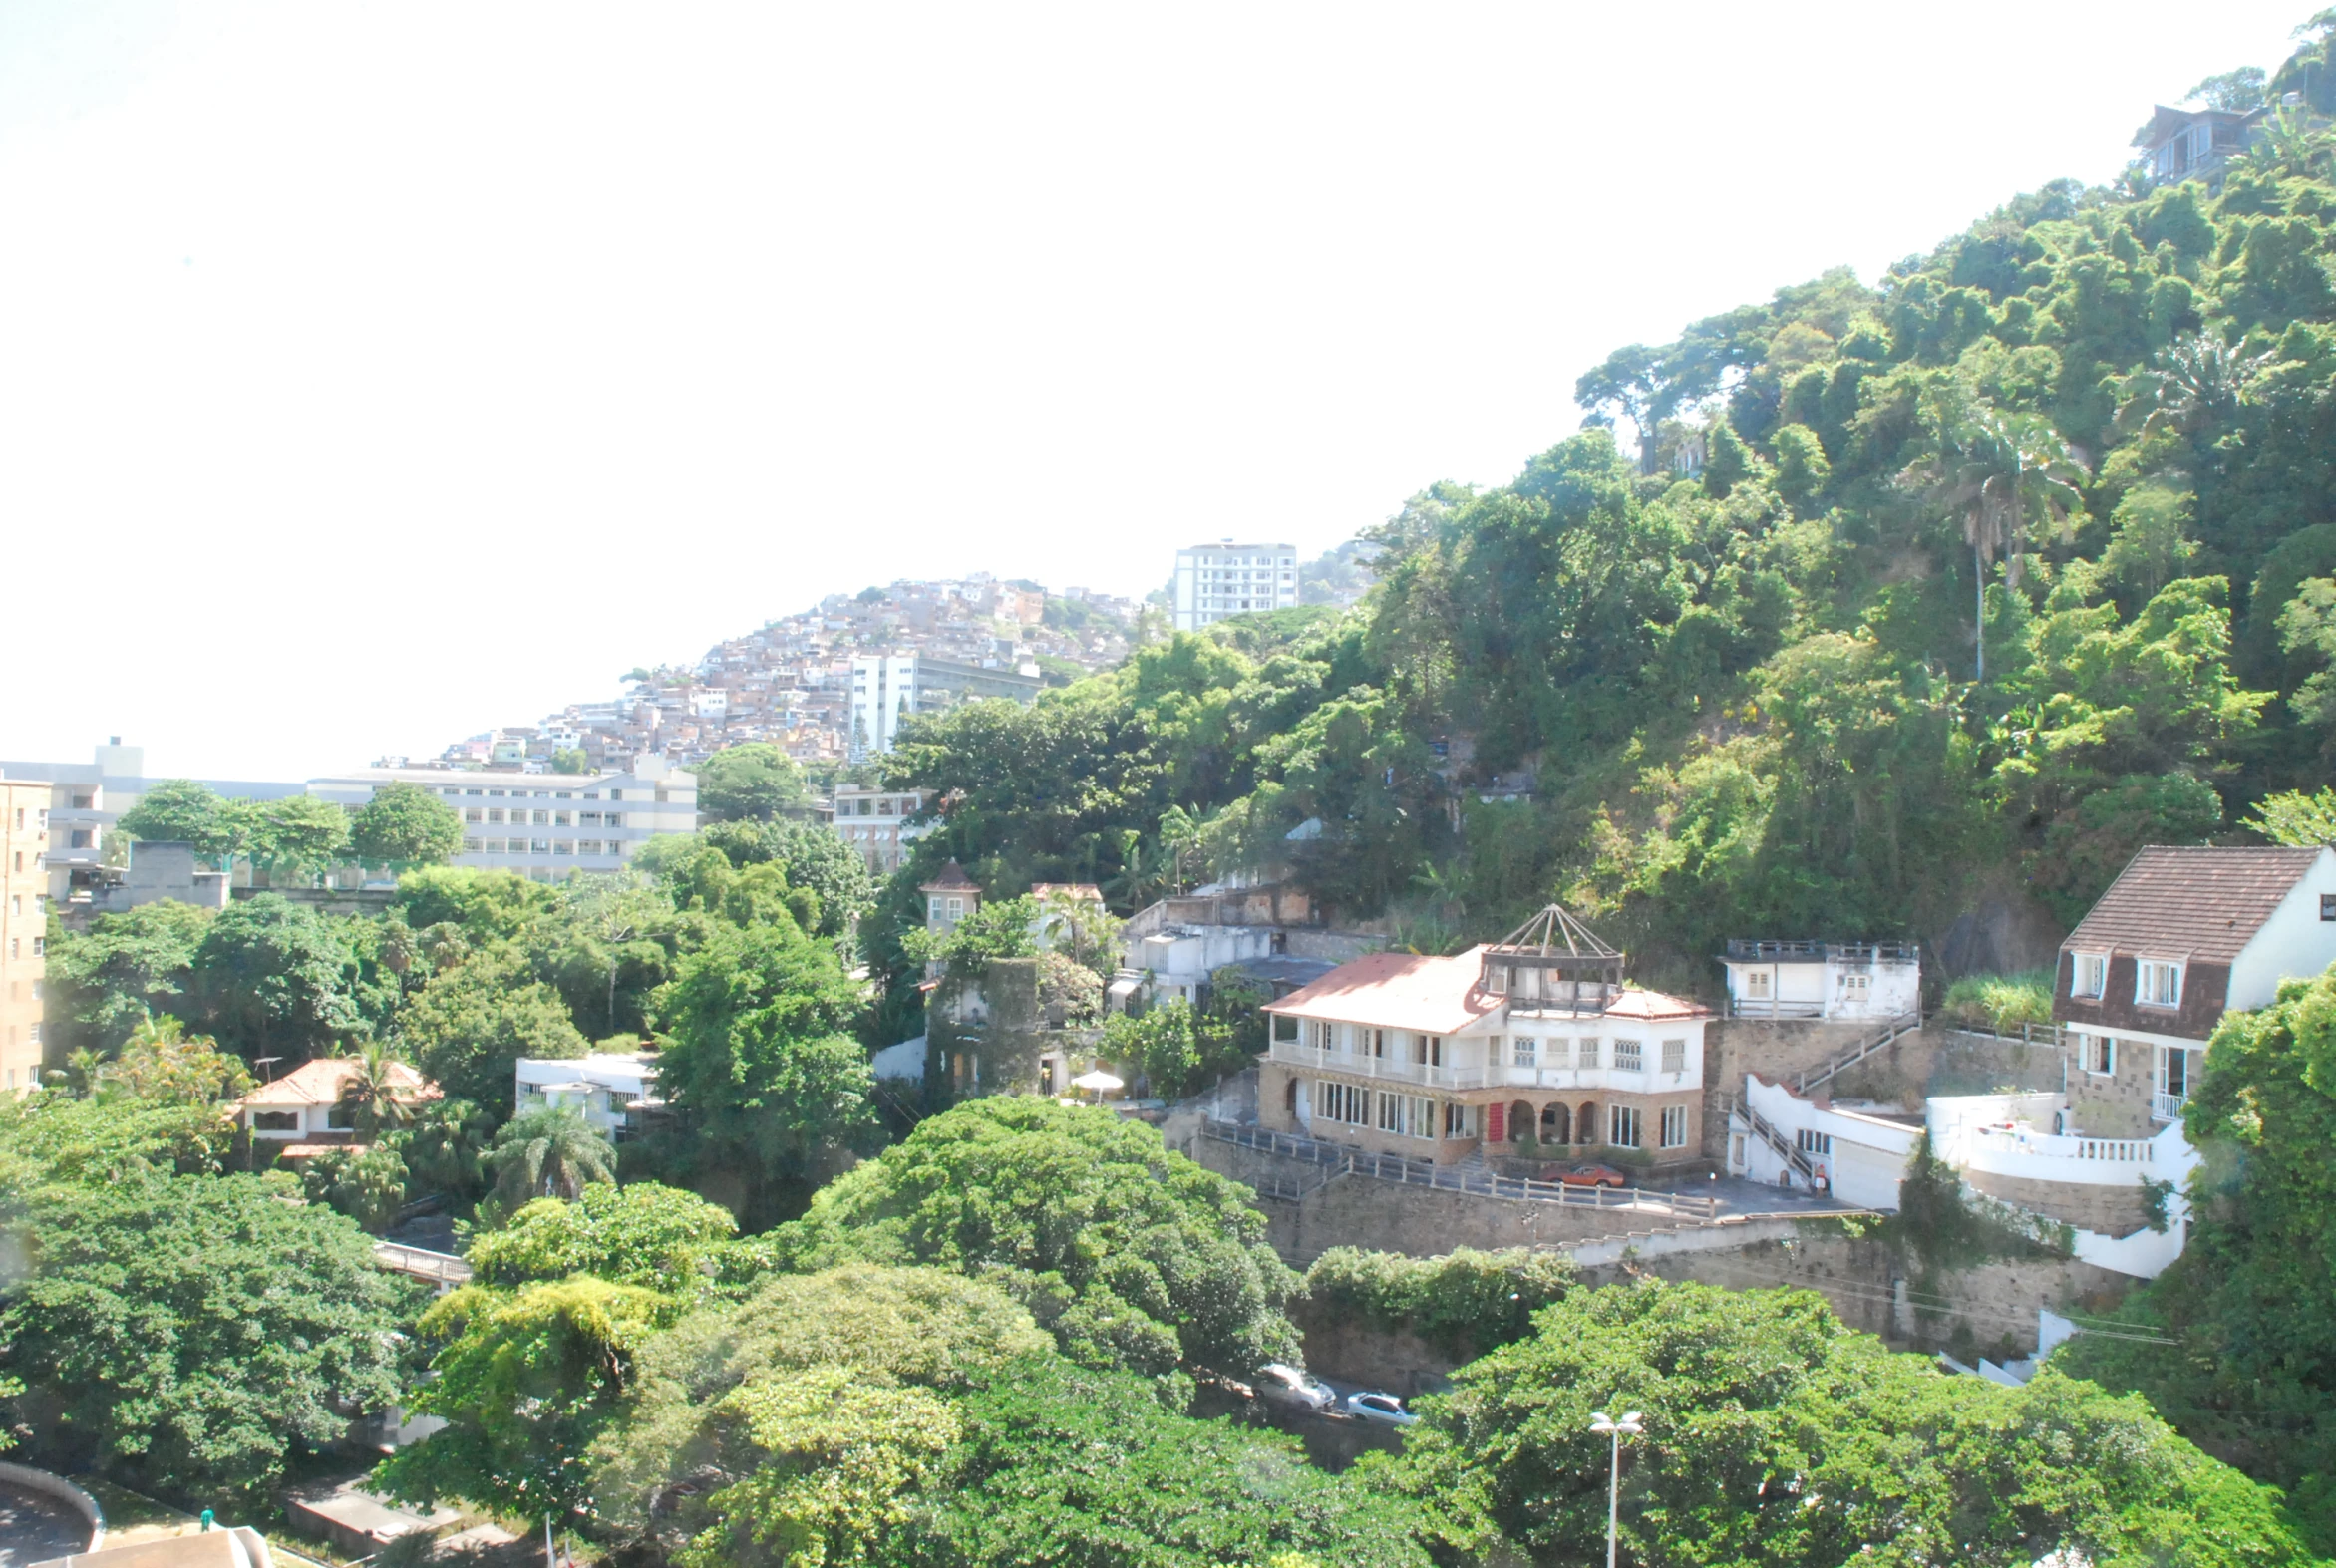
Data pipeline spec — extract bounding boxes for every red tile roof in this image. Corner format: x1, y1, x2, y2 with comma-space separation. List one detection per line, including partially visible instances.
919, 860, 978, 892
236, 1057, 440, 1109
2062, 845, 2330, 964
1263, 946, 1709, 1034
1264, 948, 1502, 1034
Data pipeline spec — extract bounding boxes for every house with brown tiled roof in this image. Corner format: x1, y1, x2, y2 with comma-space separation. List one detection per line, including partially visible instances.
2055, 845, 2336, 1134
234, 1057, 441, 1157
1257, 905, 1712, 1169
1910, 845, 2336, 1278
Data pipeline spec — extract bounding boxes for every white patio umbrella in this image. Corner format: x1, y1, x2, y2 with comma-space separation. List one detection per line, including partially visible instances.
1069, 1069, 1125, 1102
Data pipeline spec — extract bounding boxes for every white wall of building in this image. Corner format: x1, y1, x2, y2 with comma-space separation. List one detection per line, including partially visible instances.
2226, 846, 2336, 1009
1172, 542, 1298, 632
308, 765, 697, 882
1731, 1076, 1920, 1209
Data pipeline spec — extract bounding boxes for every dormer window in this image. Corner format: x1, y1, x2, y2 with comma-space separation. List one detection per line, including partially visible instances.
2072, 952, 2109, 999
2136, 960, 2182, 1009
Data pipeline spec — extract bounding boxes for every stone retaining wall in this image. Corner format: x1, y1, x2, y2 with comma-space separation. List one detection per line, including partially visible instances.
1962, 1169, 2154, 1237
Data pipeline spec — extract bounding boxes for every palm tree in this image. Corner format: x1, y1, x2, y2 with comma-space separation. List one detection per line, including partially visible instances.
338, 1041, 418, 1138
484, 1107, 615, 1205
1900, 402, 2086, 681
2118, 332, 2272, 445
50, 1046, 110, 1099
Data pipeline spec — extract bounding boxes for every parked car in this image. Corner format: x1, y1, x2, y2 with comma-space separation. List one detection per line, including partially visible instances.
1345, 1391, 1419, 1426
1557, 1162, 1628, 1189
1255, 1364, 1337, 1413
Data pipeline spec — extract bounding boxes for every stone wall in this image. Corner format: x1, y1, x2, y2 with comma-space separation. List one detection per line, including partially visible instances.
1700, 1018, 1922, 1158
1578, 1233, 2136, 1360
2064, 1039, 2167, 1140
1962, 1169, 2156, 1237
1188, 1135, 1688, 1264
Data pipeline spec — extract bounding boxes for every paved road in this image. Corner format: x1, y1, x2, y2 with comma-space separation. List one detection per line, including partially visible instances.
0, 1483, 92, 1568
1699, 1175, 1873, 1220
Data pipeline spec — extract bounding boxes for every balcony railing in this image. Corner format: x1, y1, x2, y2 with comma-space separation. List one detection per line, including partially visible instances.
2152, 1091, 2186, 1122
1266, 1041, 1669, 1093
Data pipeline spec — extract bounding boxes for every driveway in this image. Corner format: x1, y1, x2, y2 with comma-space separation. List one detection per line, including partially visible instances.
0, 1483, 92, 1567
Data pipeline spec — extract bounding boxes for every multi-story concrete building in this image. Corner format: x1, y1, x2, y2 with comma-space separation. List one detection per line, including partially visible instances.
0, 740, 307, 908
305, 760, 699, 882
1172, 540, 1298, 632
847, 653, 1043, 763
829, 786, 930, 873
1717, 939, 1920, 1020
0, 775, 51, 1094
1257, 905, 1712, 1169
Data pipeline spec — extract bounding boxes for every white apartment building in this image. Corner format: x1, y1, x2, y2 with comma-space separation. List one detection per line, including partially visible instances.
831, 786, 930, 873
1172, 540, 1298, 632
847, 654, 1043, 763
306, 760, 698, 882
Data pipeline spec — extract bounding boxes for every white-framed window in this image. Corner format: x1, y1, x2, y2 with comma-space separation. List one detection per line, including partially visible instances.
487, 808, 505, 824
530, 838, 551, 853
2137, 960, 2181, 1008
1318, 1080, 1367, 1124
483, 839, 504, 854
1660, 1105, 1688, 1148
553, 841, 574, 856
1839, 972, 1871, 999
1512, 1036, 1537, 1067
1444, 1102, 1473, 1138
1744, 970, 1772, 999
1578, 1038, 1600, 1069
1415, 1035, 1443, 1067
1614, 1039, 1644, 1073
2072, 952, 2108, 999
1405, 1095, 1436, 1138
2158, 1044, 2191, 1102
1661, 1039, 1686, 1074
1272, 1014, 1300, 1043
2080, 1033, 2117, 1076
1377, 1090, 1400, 1132
946, 896, 964, 919
578, 840, 602, 855
1797, 1128, 1832, 1155
1609, 1105, 1641, 1147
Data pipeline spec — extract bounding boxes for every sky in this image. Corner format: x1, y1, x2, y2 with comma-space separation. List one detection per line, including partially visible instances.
0, 1, 2314, 781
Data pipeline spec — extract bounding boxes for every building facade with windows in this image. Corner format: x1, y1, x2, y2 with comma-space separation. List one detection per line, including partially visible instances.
2132, 102, 2268, 190
2056, 844, 2336, 1139
847, 654, 1043, 763
305, 761, 698, 882
1717, 939, 1920, 1020
0, 776, 51, 1095
830, 786, 930, 873
1172, 541, 1298, 632
1257, 905, 1710, 1169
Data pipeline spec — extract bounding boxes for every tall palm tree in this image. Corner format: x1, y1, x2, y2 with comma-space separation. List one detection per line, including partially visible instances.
338, 1041, 418, 1138
485, 1107, 615, 1205
1900, 403, 2086, 682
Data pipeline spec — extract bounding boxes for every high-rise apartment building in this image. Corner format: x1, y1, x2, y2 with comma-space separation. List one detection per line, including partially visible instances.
847, 654, 1043, 763
0, 776, 51, 1095
1172, 541, 1298, 631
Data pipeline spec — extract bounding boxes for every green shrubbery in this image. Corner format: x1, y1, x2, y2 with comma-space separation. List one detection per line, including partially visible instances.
1938, 968, 2056, 1031
1303, 1247, 1576, 1359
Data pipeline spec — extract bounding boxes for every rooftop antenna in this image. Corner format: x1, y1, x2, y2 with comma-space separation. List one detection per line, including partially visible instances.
253, 1056, 283, 1084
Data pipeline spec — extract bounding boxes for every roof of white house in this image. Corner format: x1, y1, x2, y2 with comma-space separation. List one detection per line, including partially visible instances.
237, 1057, 439, 1109
2063, 845, 2329, 965
515, 1052, 660, 1092
1266, 944, 1708, 1033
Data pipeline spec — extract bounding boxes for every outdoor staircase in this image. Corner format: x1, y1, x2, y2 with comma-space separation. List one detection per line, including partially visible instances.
1733, 1094, 1818, 1183
1792, 1011, 1922, 1096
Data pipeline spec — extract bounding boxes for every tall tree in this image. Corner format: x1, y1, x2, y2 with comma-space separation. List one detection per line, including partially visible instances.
349, 782, 466, 868
696, 743, 812, 823
484, 1106, 616, 1205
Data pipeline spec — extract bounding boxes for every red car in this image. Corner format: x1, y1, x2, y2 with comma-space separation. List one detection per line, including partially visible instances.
1556, 1162, 1628, 1189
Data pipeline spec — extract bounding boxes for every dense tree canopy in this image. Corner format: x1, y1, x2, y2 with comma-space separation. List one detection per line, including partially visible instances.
0, 1173, 420, 1502
349, 781, 466, 867
695, 743, 814, 823
768, 1098, 1299, 1383
1388, 1278, 2312, 1567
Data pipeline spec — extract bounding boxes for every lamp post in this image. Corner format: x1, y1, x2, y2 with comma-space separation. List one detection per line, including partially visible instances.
1587, 1410, 1643, 1568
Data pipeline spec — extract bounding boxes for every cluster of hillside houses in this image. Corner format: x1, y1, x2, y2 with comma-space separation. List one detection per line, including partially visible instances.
216, 841, 2334, 1289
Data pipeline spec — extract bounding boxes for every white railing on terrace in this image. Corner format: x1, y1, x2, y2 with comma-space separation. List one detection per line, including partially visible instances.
1266, 1040, 1676, 1092
2153, 1092, 2187, 1122
1202, 1119, 1721, 1219
1967, 1125, 2157, 1164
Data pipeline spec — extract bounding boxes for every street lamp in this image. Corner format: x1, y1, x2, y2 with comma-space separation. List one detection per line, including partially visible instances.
1587, 1410, 1644, 1568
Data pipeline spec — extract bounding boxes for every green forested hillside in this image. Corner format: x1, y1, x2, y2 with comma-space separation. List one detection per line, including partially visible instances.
879, 40, 2336, 992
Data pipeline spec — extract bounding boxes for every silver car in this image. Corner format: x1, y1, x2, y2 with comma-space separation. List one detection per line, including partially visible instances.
1255, 1363, 1336, 1412
1344, 1391, 1419, 1426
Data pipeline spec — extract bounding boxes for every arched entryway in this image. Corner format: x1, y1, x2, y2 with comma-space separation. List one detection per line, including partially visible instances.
1576, 1102, 1598, 1146
1506, 1100, 1533, 1141
1539, 1101, 1570, 1144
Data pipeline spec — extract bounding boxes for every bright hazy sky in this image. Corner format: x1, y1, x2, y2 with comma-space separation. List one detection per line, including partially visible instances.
0, 2, 2313, 781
